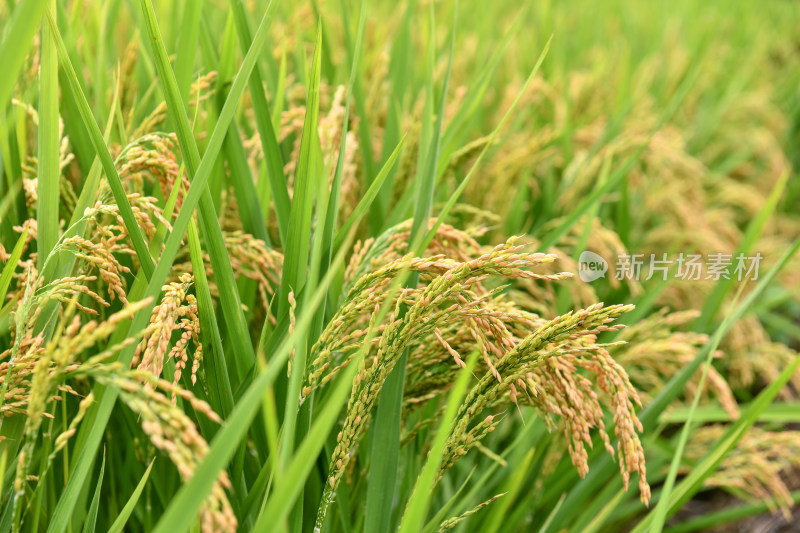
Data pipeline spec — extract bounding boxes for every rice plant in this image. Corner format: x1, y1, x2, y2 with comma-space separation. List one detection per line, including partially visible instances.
1, 0, 799, 531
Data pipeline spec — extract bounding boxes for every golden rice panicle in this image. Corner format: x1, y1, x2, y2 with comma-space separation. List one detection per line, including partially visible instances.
8, 265, 111, 372
12, 299, 151, 503
440, 302, 651, 504
342, 219, 486, 287
167, 293, 201, 391
169, 231, 281, 320
61, 235, 131, 304
117, 133, 185, 207
685, 425, 800, 519
224, 231, 283, 314
19, 391, 96, 498
52, 392, 94, 453
133, 273, 201, 388
614, 308, 739, 418
315, 237, 574, 521
436, 493, 506, 531
87, 192, 171, 243
305, 243, 567, 400
104, 372, 235, 532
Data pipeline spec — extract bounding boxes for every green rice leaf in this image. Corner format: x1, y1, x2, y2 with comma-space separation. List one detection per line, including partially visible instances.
107, 459, 154, 533
227, 0, 290, 245
398, 352, 477, 533
0, 0, 48, 110
277, 21, 322, 475
0, 227, 27, 304
44, 8, 156, 279
37, 0, 60, 273
80, 451, 104, 533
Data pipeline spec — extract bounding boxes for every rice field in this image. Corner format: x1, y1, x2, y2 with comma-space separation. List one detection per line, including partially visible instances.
1, 0, 800, 531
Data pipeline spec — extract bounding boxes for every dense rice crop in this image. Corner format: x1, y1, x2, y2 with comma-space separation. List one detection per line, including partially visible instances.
1, 0, 799, 531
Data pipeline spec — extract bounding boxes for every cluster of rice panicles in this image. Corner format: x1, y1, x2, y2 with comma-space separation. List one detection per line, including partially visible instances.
613, 309, 739, 417
307, 222, 651, 527
684, 425, 800, 519
0, 106, 245, 529
2, 256, 236, 531
454, 35, 800, 402
105, 370, 236, 532
3, 10, 799, 529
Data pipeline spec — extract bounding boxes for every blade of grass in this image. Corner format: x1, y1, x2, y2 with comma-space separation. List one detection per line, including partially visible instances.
149, 169, 182, 256
410, 2, 446, 249
319, 0, 366, 260
0, 180, 21, 228
660, 402, 800, 424
223, 118, 271, 245
36, 54, 123, 338
419, 420, 545, 533
65, 68, 120, 231
273, 42, 287, 132
186, 215, 250, 515
37, 0, 60, 274
0, 108, 25, 229
336, 0, 375, 199
582, 488, 627, 533
0, 0, 48, 110
312, 0, 367, 345
252, 337, 366, 533
44, 8, 155, 280
53, 0, 93, 172
369, 0, 413, 231
278, 26, 327, 532
276, 23, 322, 473
365, 5, 452, 529
107, 460, 154, 533
0, 227, 28, 304
238, 313, 282, 522
484, 449, 536, 533
276, 22, 322, 321
649, 282, 748, 532
187, 217, 234, 417
80, 451, 104, 533
174, 0, 202, 103
227, 0, 290, 245
419, 468, 477, 533
398, 351, 477, 533
199, 18, 271, 247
